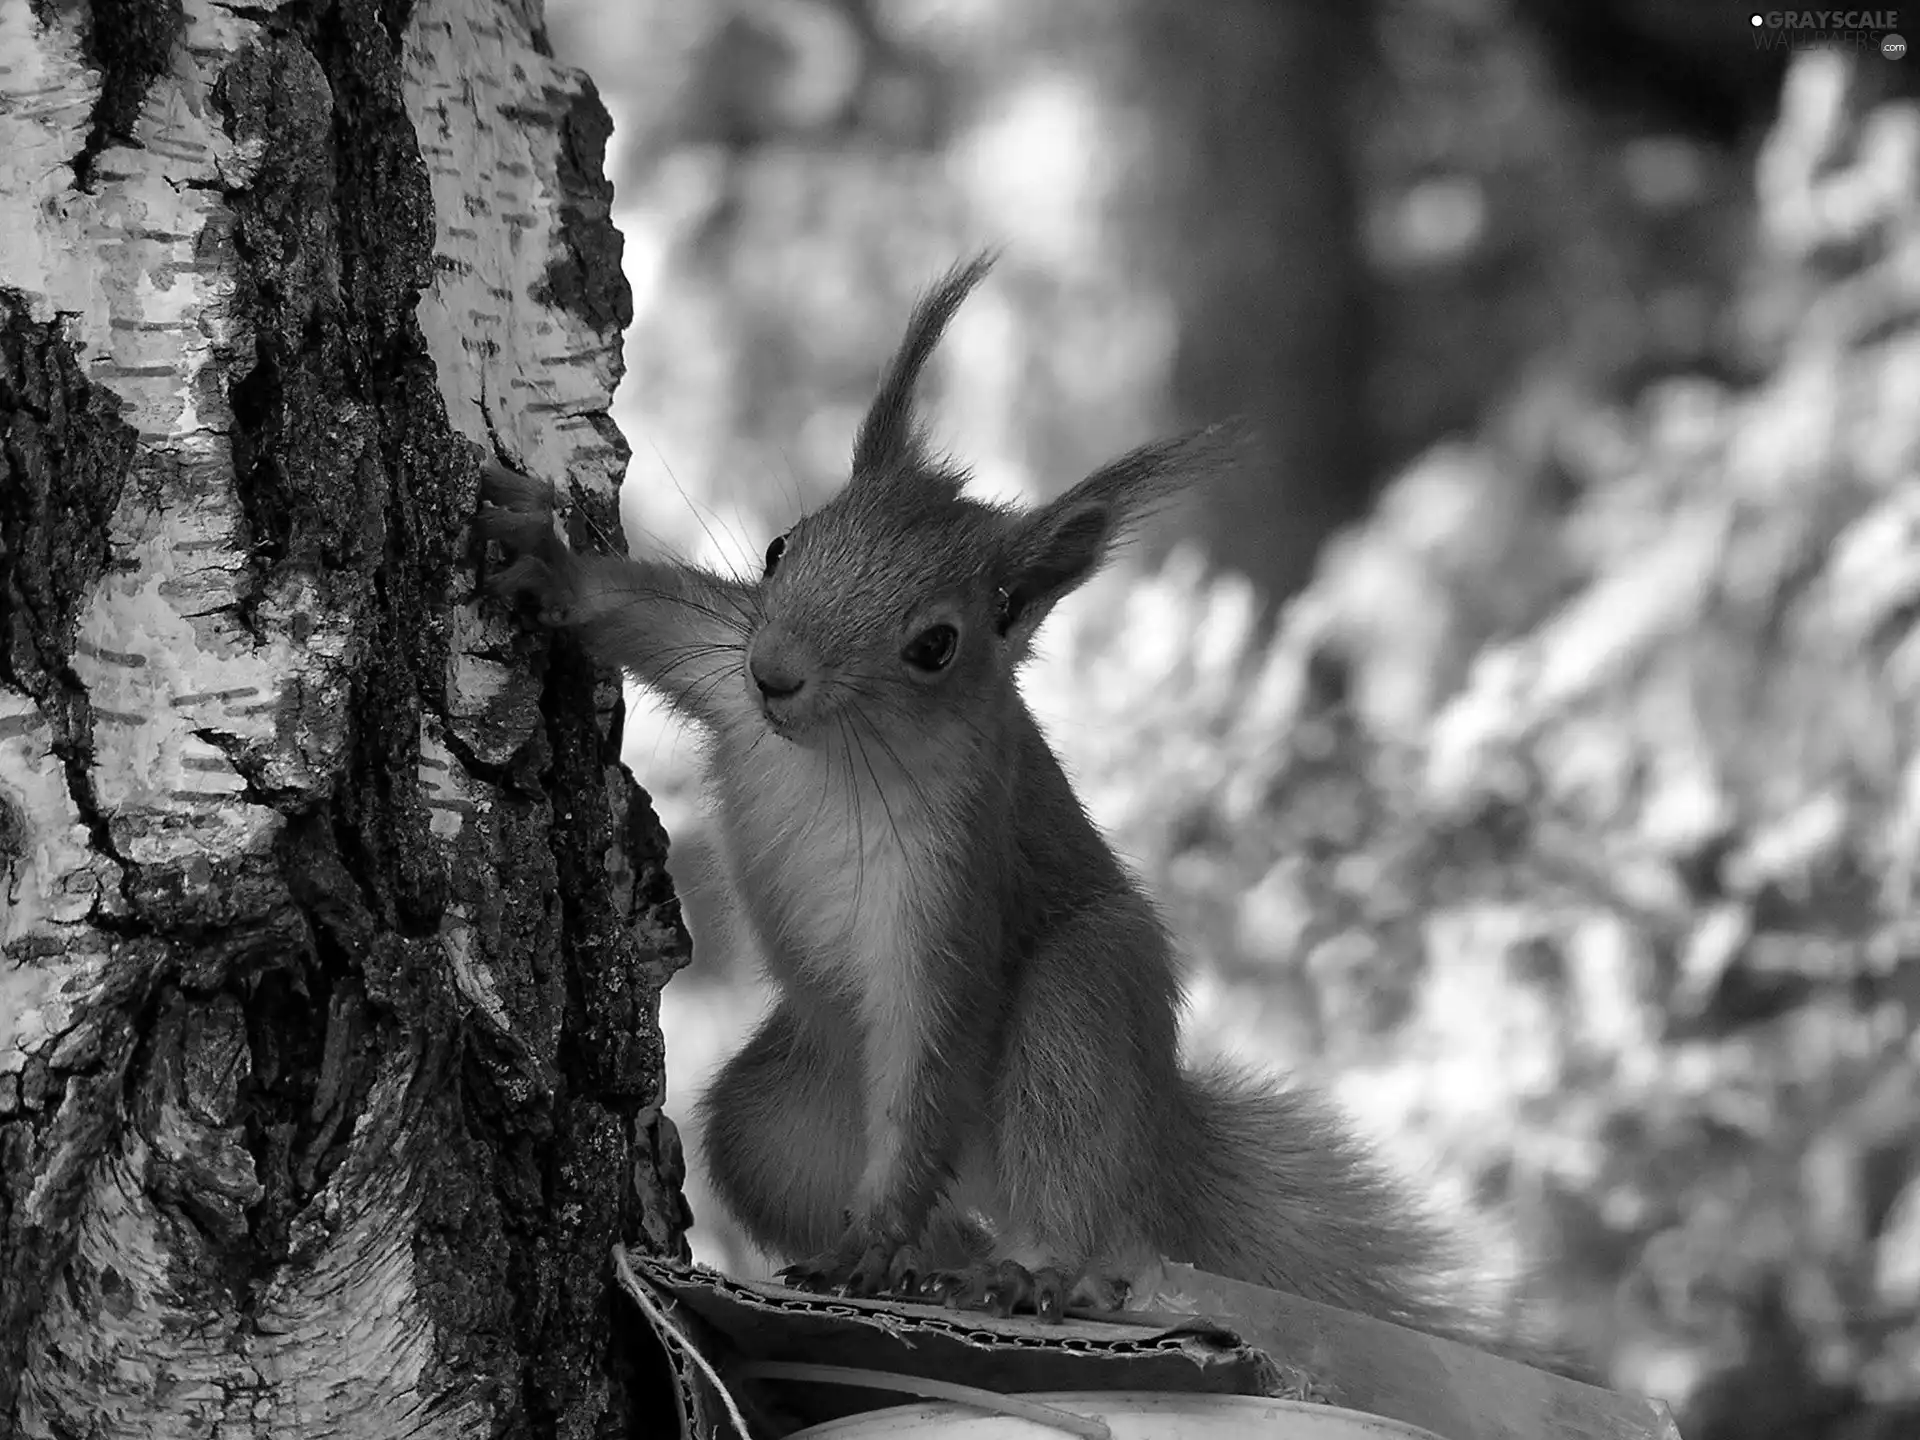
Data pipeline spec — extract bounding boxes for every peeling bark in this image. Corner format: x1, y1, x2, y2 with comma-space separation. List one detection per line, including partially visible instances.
0, 0, 689, 1436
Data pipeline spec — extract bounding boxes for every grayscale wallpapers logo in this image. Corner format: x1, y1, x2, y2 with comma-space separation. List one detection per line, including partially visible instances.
1749, 10, 1907, 55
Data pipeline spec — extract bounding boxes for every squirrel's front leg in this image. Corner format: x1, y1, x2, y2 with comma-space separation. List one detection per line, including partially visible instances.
474, 460, 757, 728
778, 959, 978, 1298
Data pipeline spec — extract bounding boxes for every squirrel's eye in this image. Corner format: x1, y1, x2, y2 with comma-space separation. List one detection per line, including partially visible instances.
902, 623, 959, 674
763, 533, 787, 577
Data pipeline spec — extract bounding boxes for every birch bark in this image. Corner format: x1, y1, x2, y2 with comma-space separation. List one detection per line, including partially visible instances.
0, 0, 689, 1434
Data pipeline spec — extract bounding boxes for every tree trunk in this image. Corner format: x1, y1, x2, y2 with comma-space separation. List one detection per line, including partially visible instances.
0, 0, 691, 1436
1130, 0, 1374, 616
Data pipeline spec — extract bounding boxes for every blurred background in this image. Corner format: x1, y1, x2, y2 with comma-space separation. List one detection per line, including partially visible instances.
538, 2, 1920, 1435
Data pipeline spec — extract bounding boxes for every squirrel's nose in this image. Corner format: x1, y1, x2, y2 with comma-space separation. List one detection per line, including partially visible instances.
748, 639, 808, 701
752, 662, 805, 700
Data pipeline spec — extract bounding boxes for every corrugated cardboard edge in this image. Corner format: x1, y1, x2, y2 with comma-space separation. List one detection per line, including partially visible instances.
618, 1250, 1684, 1440
618, 1250, 749, 1438
619, 1250, 1279, 1438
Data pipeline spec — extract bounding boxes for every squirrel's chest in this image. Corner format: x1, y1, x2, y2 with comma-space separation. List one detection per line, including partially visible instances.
712, 743, 938, 991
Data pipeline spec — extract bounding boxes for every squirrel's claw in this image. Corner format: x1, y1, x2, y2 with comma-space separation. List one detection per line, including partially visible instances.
774, 1255, 839, 1293
1029, 1266, 1072, 1321
884, 1243, 926, 1296
778, 1219, 918, 1299
846, 1242, 897, 1297
775, 1264, 826, 1293
915, 1260, 1131, 1323
917, 1259, 1034, 1319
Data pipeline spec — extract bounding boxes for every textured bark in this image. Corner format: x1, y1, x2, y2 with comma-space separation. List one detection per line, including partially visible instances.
0, 0, 689, 1437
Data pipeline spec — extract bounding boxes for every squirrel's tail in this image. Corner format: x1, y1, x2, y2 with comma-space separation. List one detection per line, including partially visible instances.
1163, 1061, 1533, 1355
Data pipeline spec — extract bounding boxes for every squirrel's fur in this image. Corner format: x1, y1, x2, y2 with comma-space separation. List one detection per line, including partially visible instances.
477, 256, 1548, 1354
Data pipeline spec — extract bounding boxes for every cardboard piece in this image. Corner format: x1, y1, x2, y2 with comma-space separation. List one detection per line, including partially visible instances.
618, 1251, 1682, 1440
1133, 1265, 1684, 1440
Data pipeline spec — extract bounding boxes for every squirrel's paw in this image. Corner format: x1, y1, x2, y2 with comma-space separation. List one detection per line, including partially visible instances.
475, 470, 561, 560
473, 502, 556, 556
477, 459, 558, 517
778, 1221, 919, 1299
916, 1260, 1130, 1322
483, 551, 576, 627
474, 492, 580, 628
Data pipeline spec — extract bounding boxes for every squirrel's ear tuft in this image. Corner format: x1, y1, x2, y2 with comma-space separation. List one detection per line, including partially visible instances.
997, 427, 1236, 650
852, 252, 998, 484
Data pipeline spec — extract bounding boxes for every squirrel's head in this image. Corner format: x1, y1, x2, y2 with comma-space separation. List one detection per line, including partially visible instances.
740, 255, 1225, 760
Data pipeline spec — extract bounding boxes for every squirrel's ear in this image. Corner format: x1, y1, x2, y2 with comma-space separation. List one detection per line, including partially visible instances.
851, 252, 998, 483
997, 428, 1232, 652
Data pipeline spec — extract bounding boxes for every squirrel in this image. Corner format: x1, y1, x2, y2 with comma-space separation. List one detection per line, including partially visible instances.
476, 255, 1541, 1351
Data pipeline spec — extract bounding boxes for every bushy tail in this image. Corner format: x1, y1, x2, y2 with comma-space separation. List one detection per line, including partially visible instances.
1165, 1062, 1545, 1359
